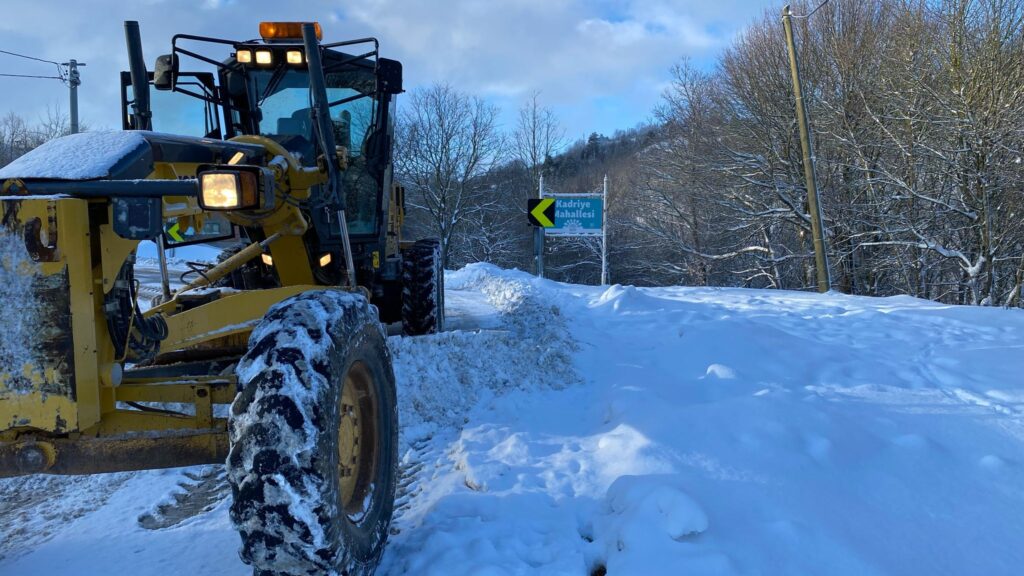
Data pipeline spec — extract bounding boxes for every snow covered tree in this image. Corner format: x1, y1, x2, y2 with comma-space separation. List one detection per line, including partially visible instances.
395, 83, 505, 268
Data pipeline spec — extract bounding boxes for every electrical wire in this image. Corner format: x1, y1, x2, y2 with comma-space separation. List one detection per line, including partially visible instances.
0, 48, 72, 84
807, 0, 831, 18
0, 72, 62, 79
0, 48, 60, 66
791, 0, 831, 19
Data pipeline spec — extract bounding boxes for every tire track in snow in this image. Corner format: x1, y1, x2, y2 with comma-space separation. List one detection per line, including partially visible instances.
0, 473, 133, 560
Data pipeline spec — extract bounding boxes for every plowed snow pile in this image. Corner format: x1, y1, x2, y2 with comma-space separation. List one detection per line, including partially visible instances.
2, 263, 1024, 575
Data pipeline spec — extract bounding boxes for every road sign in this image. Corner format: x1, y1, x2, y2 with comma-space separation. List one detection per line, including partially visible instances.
528, 198, 555, 227
533, 175, 610, 282
165, 222, 185, 242
528, 195, 603, 236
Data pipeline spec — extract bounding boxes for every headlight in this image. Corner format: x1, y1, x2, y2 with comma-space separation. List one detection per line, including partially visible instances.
286, 50, 303, 65
236, 49, 253, 64
255, 50, 273, 65
199, 170, 258, 210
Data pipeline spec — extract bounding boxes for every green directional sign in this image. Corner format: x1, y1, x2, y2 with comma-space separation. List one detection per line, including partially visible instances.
529, 196, 603, 236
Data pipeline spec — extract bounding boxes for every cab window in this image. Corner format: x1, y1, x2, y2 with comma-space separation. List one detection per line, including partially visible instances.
249, 67, 381, 235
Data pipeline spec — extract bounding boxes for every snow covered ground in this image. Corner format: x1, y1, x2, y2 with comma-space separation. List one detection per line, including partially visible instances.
2, 263, 1024, 575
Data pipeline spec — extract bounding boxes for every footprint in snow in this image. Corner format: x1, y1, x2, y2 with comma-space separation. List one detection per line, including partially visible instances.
703, 364, 736, 380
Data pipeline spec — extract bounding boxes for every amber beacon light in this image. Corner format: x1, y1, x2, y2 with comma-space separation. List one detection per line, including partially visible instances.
259, 21, 322, 41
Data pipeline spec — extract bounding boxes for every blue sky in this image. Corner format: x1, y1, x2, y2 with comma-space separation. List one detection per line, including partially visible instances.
0, 0, 778, 142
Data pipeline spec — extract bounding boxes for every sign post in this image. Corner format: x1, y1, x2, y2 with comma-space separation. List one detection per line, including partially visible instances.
533, 176, 547, 277
601, 175, 608, 285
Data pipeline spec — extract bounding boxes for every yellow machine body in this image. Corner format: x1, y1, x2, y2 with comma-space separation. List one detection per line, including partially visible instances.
0, 15, 411, 481
0, 139, 348, 477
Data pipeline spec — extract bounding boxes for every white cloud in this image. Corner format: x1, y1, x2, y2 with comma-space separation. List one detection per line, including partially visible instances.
0, 0, 775, 139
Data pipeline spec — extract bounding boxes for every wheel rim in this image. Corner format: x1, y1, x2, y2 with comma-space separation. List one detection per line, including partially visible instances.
338, 360, 379, 519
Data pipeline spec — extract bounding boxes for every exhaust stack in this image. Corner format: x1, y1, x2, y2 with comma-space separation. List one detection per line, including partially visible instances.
124, 20, 152, 131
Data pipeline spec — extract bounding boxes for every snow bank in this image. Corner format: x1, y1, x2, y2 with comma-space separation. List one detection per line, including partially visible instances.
390, 263, 579, 443
383, 271, 1024, 575
0, 131, 148, 180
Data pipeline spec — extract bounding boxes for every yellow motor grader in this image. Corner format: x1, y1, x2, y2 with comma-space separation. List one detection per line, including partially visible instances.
0, 21, 443, 576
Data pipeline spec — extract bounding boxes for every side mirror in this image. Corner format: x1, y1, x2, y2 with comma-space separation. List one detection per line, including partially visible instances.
153, 54, 178, 91
378, 58, 403, 94
225, 69, 247, 97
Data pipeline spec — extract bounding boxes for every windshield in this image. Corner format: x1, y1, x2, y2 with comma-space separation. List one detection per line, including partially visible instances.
252, 69, 376, 163
250, 67, 380, 235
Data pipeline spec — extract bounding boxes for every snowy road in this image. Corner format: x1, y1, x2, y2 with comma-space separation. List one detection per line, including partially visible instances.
3, 264, 1024, 575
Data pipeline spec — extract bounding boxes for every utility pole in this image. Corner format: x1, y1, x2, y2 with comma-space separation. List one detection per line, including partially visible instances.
782, 4, 831, 293
0, 49, 85, 133
535, 175, 545, 277
65, 59, 85, 134
601, 174, 608, 285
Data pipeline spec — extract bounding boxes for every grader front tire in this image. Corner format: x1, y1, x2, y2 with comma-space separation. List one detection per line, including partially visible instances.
227, 291, 398, 576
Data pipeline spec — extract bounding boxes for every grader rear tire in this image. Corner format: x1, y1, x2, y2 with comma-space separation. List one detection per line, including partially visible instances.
401, 238, 445, 336
227, 291, 398, 576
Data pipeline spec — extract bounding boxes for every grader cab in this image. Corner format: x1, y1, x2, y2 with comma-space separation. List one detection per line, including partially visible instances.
0, 21, 442, 576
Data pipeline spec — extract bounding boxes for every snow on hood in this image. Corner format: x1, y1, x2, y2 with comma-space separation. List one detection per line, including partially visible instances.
0, 131, 148, 180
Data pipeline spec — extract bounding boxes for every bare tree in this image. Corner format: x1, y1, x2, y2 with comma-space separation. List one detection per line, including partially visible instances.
0, 112, 33, 167
35, 105, 76, 141
514, 91, 566, 193
609, 0, 1024, 306
0, 105, 84, 169
395, 83, 505, 267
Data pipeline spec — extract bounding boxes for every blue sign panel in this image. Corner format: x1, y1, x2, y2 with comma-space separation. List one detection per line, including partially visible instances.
547, 196, 603, 236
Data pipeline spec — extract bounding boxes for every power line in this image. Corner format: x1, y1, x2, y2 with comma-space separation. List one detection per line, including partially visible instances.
0, 47, 68, 84
0, 48, 60, 66
806, 0, 831, 18
790, 0, 831, 19
0, 50, 85, 134
0, 72, 63, 80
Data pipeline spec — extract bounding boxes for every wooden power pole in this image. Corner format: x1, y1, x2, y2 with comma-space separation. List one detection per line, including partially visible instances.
783, 4, 831, 293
